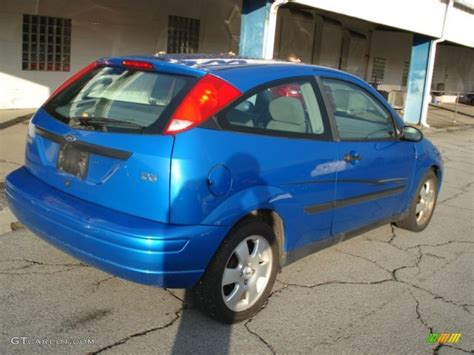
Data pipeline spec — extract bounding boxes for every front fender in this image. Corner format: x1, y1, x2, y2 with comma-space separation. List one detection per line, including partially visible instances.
414, 138, 444, 192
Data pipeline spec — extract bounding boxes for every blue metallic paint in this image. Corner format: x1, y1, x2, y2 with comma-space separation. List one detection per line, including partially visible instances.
6, 167, 227, 288
331, 140, 416, 234
170, 127, 338, 254
27, 109, 175, 223
312, 71, 418, 234
5, 57, 443, 288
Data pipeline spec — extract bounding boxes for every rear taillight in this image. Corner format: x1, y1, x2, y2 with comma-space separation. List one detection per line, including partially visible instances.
164, 74, 241, 135
45, 61, 99, 104
122, 60, 154, 70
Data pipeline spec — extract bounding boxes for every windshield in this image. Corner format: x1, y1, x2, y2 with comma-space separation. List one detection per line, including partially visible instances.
44, 66, 194, 133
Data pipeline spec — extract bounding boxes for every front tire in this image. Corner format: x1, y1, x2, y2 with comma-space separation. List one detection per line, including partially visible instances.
396, 170, 438, 232
194, 220, 278, 323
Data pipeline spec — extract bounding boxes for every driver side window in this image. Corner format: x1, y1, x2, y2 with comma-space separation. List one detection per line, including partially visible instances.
321, 78, 395, 140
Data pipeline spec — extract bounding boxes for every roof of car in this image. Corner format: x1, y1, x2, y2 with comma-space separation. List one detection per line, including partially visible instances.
108, 54, 363, 92
152, 53, 299, 70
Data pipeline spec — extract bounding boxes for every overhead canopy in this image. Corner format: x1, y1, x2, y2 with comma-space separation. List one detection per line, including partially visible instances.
287, 0, 474, 48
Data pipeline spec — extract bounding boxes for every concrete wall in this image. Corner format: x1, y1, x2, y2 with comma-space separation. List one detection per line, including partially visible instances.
273, 8, 473, 95
274, 8, 374, 80
369, 31, 413, 92
0, 0, 241, 109
432, 44, 474, 92
273, 9, 415, 91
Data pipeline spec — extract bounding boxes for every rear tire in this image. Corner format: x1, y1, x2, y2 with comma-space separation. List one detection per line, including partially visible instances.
396, 170, 438, 232
194, 219, 278, 323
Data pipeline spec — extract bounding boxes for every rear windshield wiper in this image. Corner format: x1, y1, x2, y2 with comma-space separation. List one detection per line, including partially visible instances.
70, 116, 145, 129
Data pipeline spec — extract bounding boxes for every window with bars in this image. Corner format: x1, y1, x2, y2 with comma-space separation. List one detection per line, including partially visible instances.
22, 14, 71, 71
371, 57, 386, 83
401, 61, 410, 87
167, 16, 200, 54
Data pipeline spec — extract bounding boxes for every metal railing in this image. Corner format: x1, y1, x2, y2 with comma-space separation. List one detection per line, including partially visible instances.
428, 90, 474, 126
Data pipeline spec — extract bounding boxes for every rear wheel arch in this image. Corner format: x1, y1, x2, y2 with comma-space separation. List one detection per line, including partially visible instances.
227, 209, 285, 268
431, 164, 442, 188
194, 212, 281, 322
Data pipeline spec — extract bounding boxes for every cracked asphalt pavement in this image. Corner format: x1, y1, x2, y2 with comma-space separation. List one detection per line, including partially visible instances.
0, 128, 472, 354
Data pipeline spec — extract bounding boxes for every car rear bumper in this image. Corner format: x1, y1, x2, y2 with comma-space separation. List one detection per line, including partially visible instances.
5, 167, 227, 288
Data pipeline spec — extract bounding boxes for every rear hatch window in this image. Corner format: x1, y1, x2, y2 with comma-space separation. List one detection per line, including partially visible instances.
44, 65, 194, 133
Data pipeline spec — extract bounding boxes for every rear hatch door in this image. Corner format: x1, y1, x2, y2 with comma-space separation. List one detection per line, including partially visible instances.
25, 59, 202, 223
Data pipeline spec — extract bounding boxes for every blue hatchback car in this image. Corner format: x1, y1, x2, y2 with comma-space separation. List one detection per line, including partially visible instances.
6, 55, 443, 323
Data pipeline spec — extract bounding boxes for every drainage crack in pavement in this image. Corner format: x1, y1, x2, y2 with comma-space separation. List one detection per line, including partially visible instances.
0, 258, 89, 275
412, 292, 433, 333
271, 228, 472, 318
275, 278, 394, 289
313, 297, 397, 349
390, 246, 473, 315
406, 240, 474, 250
164, 288, 185, 303
423, 252, 446, 260
239, 281, 289, 353
443, 204, 473, 212
400, 279, 474, 315
93, 275, 116, 290
89, 308, 184, 354
334, 248, 395, 274
365, 224, 409, 254
244, 317, 276, 355
271, 254, 473, 350
312, 331, 354, 349
388, 224, 398, 244
0, 258, 88, 268
411, 293, 474, 354
438, 181, 474, 205
0, 267, 79, 276
258, 281, 290, 314
433, 343, 474, 354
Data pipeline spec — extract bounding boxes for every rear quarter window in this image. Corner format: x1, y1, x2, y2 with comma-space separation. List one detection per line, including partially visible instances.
217, 79, 331, 140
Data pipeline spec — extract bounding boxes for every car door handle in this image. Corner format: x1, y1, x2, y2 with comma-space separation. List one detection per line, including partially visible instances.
343, 152, 362, 162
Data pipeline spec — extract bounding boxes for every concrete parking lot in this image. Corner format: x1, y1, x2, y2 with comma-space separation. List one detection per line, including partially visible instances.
0, 123, 472, 354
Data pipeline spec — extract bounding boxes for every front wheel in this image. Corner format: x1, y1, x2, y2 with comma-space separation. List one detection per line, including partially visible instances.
194, 220, 278, 323
396, 170, 438, 232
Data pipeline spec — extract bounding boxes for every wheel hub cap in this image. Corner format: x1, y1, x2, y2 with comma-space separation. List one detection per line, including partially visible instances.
242, 266, 254, 280
416, 178, 436, 225
221, 235, 273, 312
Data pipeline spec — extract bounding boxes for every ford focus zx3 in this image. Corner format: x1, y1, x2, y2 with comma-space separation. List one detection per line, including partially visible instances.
6, 55, 443, 323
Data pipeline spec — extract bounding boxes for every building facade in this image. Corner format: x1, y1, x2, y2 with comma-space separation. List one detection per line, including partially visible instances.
0, 0, 242, 108
0, 0, 473, 125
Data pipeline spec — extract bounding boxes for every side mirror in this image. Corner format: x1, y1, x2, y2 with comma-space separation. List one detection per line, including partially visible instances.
401, 125, 423, 142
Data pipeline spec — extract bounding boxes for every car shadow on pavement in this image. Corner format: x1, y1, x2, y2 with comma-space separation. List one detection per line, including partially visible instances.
169, 153, 271, 354
170, 291, 232, 355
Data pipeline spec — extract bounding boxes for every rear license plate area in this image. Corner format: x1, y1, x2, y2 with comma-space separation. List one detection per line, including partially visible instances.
57, 144, 89, 179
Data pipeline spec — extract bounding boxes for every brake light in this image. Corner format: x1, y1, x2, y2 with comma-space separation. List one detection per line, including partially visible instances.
45, 61, 99, 104
164, 74, 241, 134
122, 60, 154, 70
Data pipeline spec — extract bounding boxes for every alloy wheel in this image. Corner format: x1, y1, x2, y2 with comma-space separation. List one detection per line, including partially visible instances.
416, 178, 436, 226
221, 235, 273, 312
